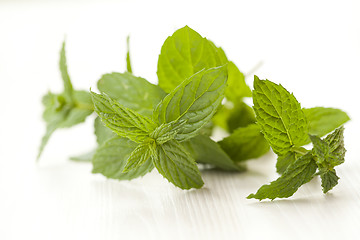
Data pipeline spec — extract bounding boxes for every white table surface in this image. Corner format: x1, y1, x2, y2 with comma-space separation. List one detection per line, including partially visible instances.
1, 1, 360, 239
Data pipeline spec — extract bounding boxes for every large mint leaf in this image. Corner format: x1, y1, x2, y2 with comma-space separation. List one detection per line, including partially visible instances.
97, 72, 165, 118
219, 124, 269, 162
182, 135, 243, 171
92, 137, 153, 180
154, 66, 227, 142
157, 26, 228, 92
152, 140, 204, 189
91, 91, 157, 143
247, 152, 317, 201
252, 76, 308, 155
304, 107, 349, 138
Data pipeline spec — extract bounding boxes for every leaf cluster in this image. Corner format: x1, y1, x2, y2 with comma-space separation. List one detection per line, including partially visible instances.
39, 26, 350, 198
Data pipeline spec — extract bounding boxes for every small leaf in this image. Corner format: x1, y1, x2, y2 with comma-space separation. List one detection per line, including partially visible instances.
247, 152, 317, 201
92, 137, 153, 180
70, 150, 95, 162
219, 124, 270, 162
97, 72, 165, 117
152, 140, 204, 189
304, 107, 350, 138
157, 26, 228, 92
91, 91, 157, 143
154, 66, 228, 142
123, 143, 153, 172
94, 117, 117, 146
310, 126, 345, 171
150, 120, 187, 145
225, 61, 251, 102
252, 76, 308, 155
320, 170, 339, 193
183, 135, 243, 171
213, 101, 256, 133
126, 36, 132, 73
59, 41, 74, 102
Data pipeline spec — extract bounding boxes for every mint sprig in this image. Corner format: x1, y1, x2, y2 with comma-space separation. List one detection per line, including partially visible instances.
247, 77, 348, 200
39, 26, 350, 199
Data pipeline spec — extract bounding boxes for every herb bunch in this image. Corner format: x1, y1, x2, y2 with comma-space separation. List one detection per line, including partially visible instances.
39, 26, 350, 200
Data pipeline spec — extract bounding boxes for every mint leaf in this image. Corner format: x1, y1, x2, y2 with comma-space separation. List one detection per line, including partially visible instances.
97, 72, 165, 117
310, 127, 345, 193
252, 76, 308, 155
247, 152, 317, 200
92, 137, 153, 180
225, 61, 251, 103
150, 120, 187, 145
91, 91, 157, 143
123, 142, 153, 172
152, 140, 204, 189
94, 117, 117, 146
213, 101, 256, 132
310, 127, 345, 171
154, 66, 228, 142
183, 135, 243, 171
59, 41, 74, 101
157, 26, 228, 92
126, 36, 132, 73
320, 170, 339, 193
276, 152, 296, 174
219, 124, 269, 162
70, 150, 95, 162
304, 107, 350, 138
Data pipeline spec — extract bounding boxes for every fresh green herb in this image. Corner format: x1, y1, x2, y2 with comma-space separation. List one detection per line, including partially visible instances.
39, 26, 349, 198
38, 41, 93, 160
247, 77, 348, 200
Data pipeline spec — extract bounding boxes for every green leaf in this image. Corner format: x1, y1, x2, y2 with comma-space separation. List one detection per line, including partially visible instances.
94, 117, 117, 146
310, 126, 345, 171
154, 66, 228, 142
304, 107, 350, 138
126, 36, 132, 73
324, 126, 346, 165
90, 91, 157, 143
320, 170, 339, 193
38, 92, 93, 160
150, 120, 187, 145
157, 26, 228, 92
123, 142, 153, 172
252, 76, 308, 155
97, 72, 165, 117
152, 139, 204, 189
225, 61, 251, 103
92, 137, 153, 180
276, 152, 296, 174
213, 101, 256, 132
70, 150, 95, 162
183, 135, 243, 171
247, 152, 317, 201
59, 41, 74, 101
219, 124, 270, 162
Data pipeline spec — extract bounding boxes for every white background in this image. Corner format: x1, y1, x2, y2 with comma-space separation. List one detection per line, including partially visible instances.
1, 0, 360, 239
